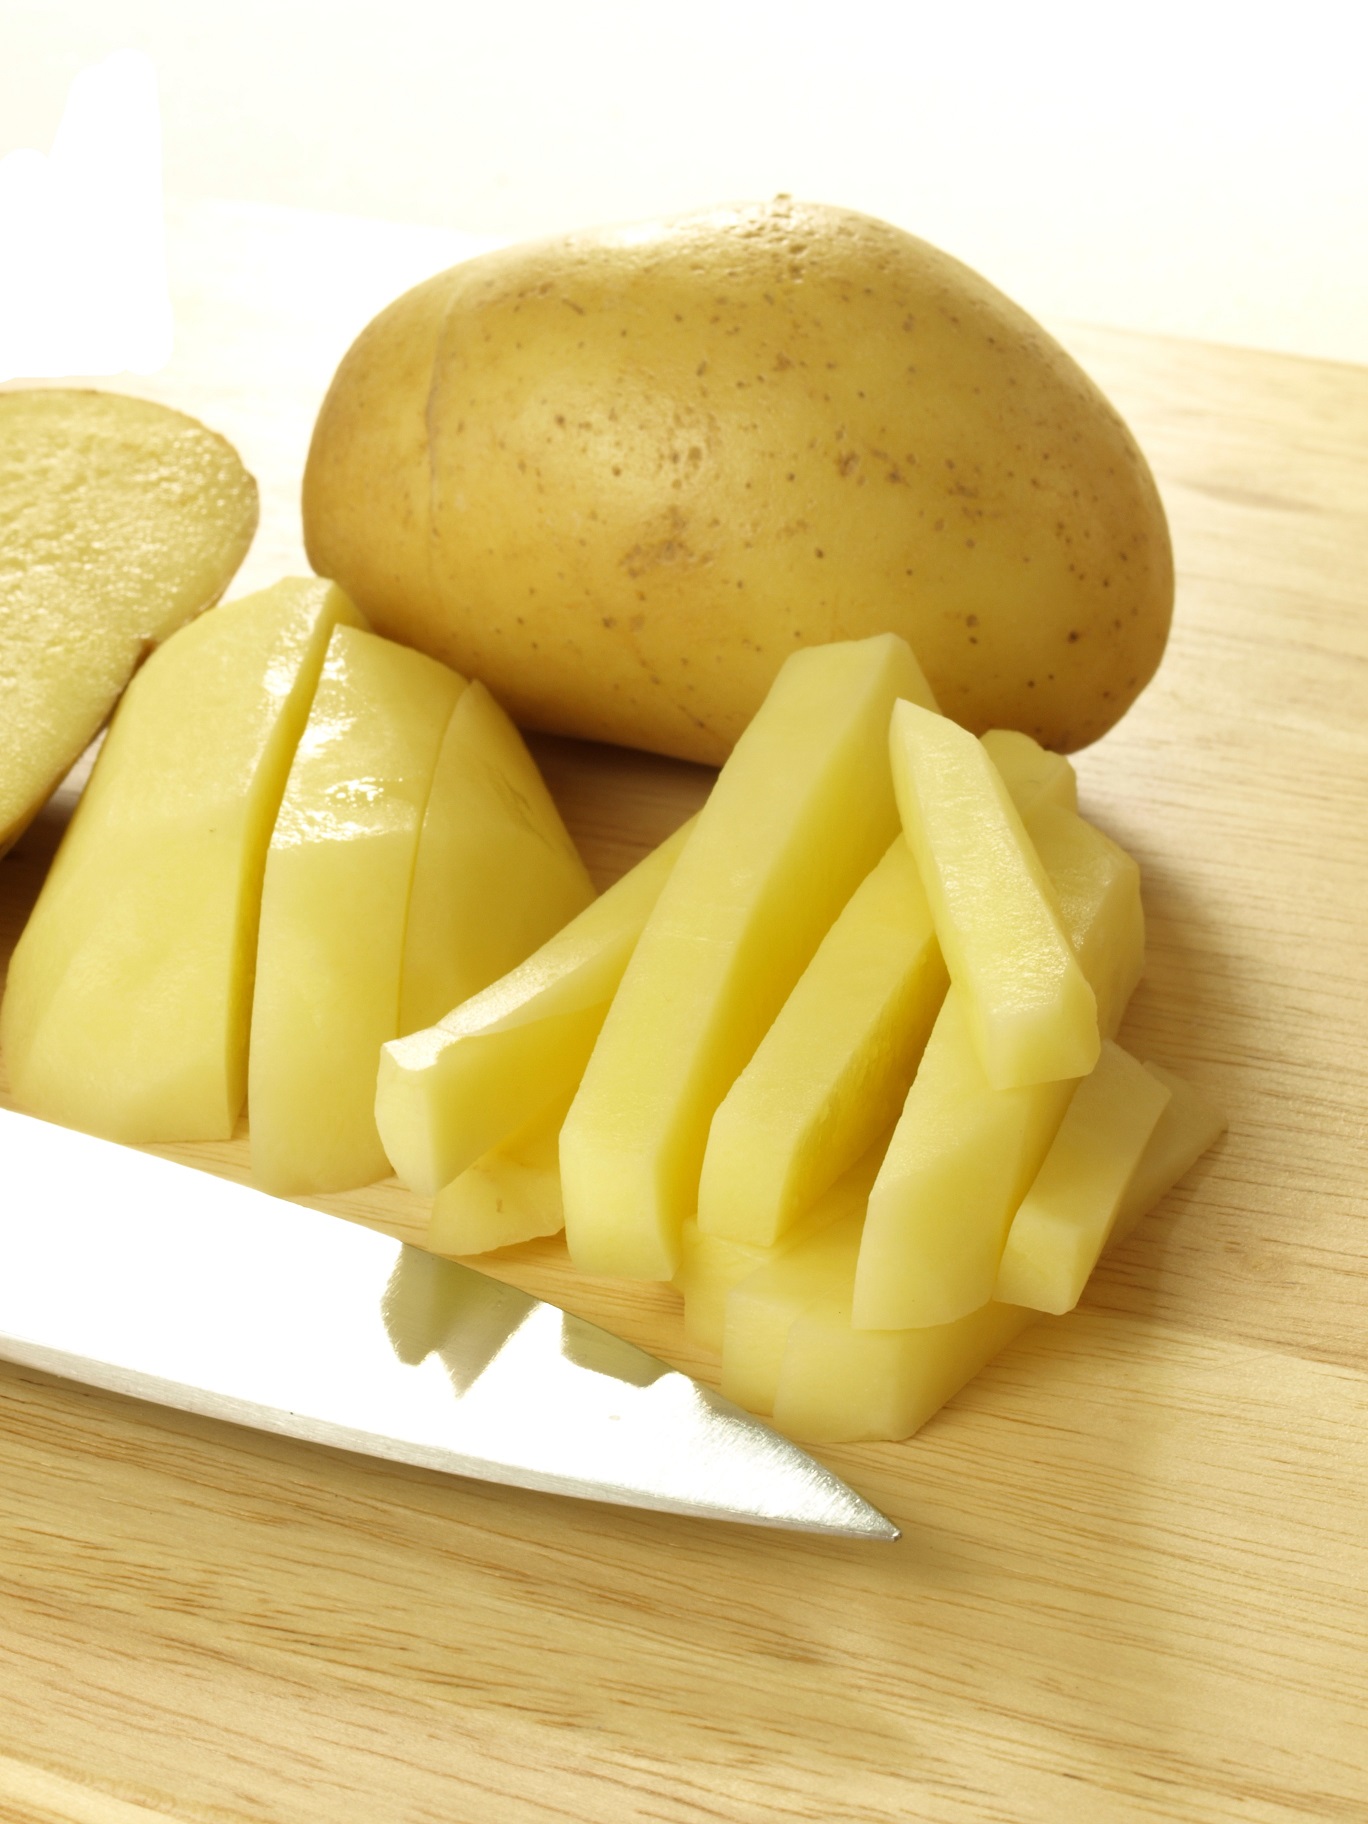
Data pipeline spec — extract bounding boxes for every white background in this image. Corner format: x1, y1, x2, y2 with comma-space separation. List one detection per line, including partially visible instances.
2, 0, 1366, 365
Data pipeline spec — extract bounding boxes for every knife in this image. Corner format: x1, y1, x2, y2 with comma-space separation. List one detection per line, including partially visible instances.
0, 1108, 897, 1539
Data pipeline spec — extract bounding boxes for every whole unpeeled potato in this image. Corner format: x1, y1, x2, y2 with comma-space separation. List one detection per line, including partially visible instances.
303, 198, 1172, 765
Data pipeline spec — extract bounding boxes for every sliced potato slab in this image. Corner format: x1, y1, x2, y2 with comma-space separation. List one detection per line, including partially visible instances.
0, 578, 360, 1142
890, 698, 1098, 1089
993, 1041, 1172, 1313
398, 681, 594, 1034
561, 634, 937, 1280
0, 389, 257, 853
248, 625, 464, 1194
376, 818, 695, 1197
697, 837, 946, 1248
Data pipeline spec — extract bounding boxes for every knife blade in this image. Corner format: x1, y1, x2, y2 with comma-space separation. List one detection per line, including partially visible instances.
0, 1108, 897, 1539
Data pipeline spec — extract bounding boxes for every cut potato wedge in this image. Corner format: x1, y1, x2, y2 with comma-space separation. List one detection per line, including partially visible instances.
426, 1090, 573, 1257
697, 837, 946, 1248
1, 578, 360, 1142
377, 818, 695, 1196
398, 681, 594, 1034
993, 1041, 1171, 1313
854, 807, 1139, 1329
248, 624, 464, 1193
890, 698, 1098, 1089
560, 635, 937, 1280
0, 390, 258, 854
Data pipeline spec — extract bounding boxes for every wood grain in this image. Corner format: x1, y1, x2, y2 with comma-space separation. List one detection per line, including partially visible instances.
2, 201, 1366, 1824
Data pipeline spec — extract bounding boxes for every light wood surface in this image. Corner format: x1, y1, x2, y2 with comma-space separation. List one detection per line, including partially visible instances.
2, 202, 1366, 1824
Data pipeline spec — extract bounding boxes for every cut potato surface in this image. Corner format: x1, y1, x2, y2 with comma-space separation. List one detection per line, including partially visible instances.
979, 729, 1078, 819
248, 624, 464, 1194
993, 1041, 1172, 1313
890, 698, 1099, 1090
1, 578, 360, 1143
677, 1139, 887, 1353
377, 818, 695, 1196
1026, 803, 1144, 1042
560, 634, 937, 1281
767, 1062, 1222, 1444
720, 1143, 886, 1414
697, 837, 946, 1248
427, 1090, 572, 1258
854, 806, 1138, 1330
776, 1291, 1039, 1445
0, 389, 258, 854
398, 681, 594, 1034
1120, 1063, 1227, 1229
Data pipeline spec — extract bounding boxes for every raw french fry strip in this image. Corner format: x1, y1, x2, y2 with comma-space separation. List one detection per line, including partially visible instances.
561, 635, 937, 1281
767, 1064, 1224, 1444
853, 805, 1144, 1330
376, 817, 695, 1197
697, 837, 947, 1249
426, 1090, 574, 1258
889, 698, 1099, 1090
719, 1139, 887, 1414
993, 1041, 1171, 1313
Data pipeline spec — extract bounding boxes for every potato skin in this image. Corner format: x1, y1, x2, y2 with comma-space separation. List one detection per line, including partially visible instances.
303, 199, 1173, 763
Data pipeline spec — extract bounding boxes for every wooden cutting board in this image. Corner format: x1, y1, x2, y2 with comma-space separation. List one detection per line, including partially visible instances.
2, 201, 1366, 1824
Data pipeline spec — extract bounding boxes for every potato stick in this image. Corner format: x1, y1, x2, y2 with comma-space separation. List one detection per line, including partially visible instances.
697, 837, 946, 1248
376, 817, 695, 1196
993, 1042, 1171, 1313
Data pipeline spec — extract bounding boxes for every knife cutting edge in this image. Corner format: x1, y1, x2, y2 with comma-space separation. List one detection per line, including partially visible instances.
0, 1108, 898, 1540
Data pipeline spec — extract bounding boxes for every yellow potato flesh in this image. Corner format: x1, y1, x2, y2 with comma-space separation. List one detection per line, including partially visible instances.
1028, 802, 1145, 1044
697, 837, 945, 1248
426, 1091, 572, 1258
675, 1141, 884, 1353
0, 579, 360, 1143
398, 679, 594, 1034
993, 1041, 1171, 1313
673, 1224, 773, 1354
559, 634, 937, 1281
777, 1289, 1039, 1446
978, 729, 1078, 818
890, 697, 1098, 1089
720, 1144, 885, 1414
248, 625, 464, 1194
0, 389, 258, 853
304, 198, 1173, 764
376, 818, 695, 1196
769, 1064, 1222, 1444
853, 806, 1140, 1329
1119, 1063, 1227, 1229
